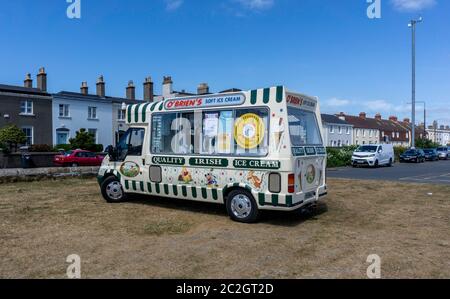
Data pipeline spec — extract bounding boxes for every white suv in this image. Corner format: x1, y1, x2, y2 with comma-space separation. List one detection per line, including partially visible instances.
352, 144, 394, 168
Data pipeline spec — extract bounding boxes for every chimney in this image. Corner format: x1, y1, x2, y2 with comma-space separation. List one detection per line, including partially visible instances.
96, 75, 106, 98
197, 83, 210, 95
446, 126, 450, 130
403, 118, 410, 123
126, 80, 136, 100
359, 112, 366, 120
389, 116, 398, 122
337, 112, 346, 121
37, 67, 47, 92
143, 77, 154, 102
162, 76, 173, 97
375, 113, 382, 120
440, 125, 445, 130
80, 82, 89, 95
24, 73, 33, 88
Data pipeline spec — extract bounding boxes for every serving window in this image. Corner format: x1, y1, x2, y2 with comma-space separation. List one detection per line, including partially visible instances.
151, 108, 269, 157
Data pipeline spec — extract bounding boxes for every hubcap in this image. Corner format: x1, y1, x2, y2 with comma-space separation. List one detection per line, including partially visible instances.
230, 194, 252, 219
106, 181, 123, 200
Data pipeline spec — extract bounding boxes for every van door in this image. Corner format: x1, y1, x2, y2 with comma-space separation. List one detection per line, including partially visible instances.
116, 128, 147, 192
295, 153, 324, 198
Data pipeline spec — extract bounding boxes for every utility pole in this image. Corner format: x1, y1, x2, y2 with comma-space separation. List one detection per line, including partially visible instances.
408, 17, 423, 149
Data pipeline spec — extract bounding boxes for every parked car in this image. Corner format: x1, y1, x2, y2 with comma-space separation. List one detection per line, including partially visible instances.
399, 149, 426, 163
436, 147, 449, 160
351, 144, 394, 168
54, 150, 105, 167
423, 149, 439, 161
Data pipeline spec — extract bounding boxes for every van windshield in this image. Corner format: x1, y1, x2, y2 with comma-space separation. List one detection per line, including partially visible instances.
287, 108, 322, 146
355, 146, 378, 153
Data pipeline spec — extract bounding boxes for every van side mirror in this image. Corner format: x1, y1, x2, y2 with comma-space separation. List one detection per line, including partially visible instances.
105, 145, 117, 161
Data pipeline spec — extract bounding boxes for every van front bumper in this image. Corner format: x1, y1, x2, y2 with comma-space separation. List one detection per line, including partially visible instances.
352, 157, 376, 166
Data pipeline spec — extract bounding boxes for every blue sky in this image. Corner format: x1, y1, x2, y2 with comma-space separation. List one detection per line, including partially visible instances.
1, 0, 449, 124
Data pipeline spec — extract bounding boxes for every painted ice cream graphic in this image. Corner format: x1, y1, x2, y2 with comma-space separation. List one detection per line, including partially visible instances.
120, 162, 140, 178
306, 165, 316, 184
271, 117, 285, 153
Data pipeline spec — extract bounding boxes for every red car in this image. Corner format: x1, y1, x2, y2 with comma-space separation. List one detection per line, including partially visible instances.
54, 150, 105, 167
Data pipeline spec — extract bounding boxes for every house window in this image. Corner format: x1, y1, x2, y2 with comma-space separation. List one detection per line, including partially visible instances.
20, 100, 33, 115
88, 129, 98, 143
392, 132, 395, 138
118, 109, 126, 121
346, 127, 350, 134
363, 130, 366, 137
22, 126, 33, 146
356, 129, 360, 137
338, 126, 342, 134
88, 107, 98, 119
329, 126, 334, 133
369, 130, 373, 137
59, 104, 70, 117
397, 132, 400, 138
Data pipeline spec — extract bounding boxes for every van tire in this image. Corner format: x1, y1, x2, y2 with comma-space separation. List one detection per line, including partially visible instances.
388, 158, 393, 167
374, 160, 379, 168
101, 176, 128, 203
226, 189, 259, 223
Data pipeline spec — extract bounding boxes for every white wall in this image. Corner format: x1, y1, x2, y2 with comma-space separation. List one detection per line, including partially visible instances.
52, 96, 113, 148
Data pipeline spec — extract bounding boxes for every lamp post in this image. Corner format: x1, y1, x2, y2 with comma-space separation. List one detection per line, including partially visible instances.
408, 17, 423, 149
408, 101, 426, 142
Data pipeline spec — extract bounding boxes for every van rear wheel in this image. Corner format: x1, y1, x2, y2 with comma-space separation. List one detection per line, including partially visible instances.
226, 189, 259, 223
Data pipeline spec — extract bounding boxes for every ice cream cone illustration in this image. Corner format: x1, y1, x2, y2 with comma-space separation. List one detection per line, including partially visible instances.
272, 118, 285, 152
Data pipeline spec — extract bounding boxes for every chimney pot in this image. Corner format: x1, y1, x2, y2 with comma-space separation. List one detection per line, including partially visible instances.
162, 76, 173, 97
389, 116, 398, 122
403, 118, 410, 123
80, 82, 89, 95
197, 83, 210, 95
37, 67, 47, 92
375, 113, 382, 120
126, 80, 136, 100
24, 73, 33, 88
96, 75, 105, 97
359, 112, 366, 119
143, 77, 154, 102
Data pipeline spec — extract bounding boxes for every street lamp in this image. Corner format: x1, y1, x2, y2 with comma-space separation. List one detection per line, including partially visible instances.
408, 17, 423, 149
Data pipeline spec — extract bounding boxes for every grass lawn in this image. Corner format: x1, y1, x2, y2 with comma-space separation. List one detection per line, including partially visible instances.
0, 178, 449, 278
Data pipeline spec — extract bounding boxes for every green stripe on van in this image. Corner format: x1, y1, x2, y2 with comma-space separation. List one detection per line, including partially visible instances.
263, 88, 270, 104
134, 104, 141, 123
258, 193, 266, 206
182, 186, 188, 197
132, 181, 137, 191
201, 188, 208, 199
276, 86, 283, 103
286, 195, 293, 207
127, 105, 133, 123
271, 194, 279, 206
250, 90, 257, 105
212, 189, 218, 201
140, 182, 144, 192
163, 184, 169, 195
124, 180, 129, 190
142, 103, 151, 123
191, 187, 197, 198
147, 182, 152, 194
158, 102, 164, 111
172, 185, 178, 196
155, 183, 160, 194
150, 102, 159, 112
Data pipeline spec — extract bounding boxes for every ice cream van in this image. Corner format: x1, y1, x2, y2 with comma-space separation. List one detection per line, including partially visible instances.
97, 86, 328, 223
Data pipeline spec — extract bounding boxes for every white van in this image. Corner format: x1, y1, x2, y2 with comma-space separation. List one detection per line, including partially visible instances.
352, 144, 394, 168
97, 86, 328, 223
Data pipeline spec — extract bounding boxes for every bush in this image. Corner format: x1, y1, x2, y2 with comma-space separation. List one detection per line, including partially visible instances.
30, 144, 54, 152
326, 146, 357, 168
53, 144, 73, 152
0, 125, 26, 152
394, 146, 408, 162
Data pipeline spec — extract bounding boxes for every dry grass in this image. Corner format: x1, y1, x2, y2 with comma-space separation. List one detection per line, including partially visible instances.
0, 178, 449, 279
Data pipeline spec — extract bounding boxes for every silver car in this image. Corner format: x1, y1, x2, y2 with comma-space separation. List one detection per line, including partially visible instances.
436, 147, 449, 160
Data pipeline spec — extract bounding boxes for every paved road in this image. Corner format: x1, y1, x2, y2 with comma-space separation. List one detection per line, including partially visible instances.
328, 159, 450, 185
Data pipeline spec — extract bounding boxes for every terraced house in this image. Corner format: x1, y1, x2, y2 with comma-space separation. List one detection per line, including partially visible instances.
321, 114, 353, 147
0, 69, 52, 146
338, 112, 380, 145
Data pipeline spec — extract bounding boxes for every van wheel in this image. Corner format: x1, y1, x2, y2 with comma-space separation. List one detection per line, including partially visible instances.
226, 189, 259, 223
374, 160, 379, 168
101, 176, 128, 203
388, 158, 393, 167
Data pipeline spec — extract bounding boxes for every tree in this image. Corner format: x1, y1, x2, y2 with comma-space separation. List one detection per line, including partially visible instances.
69, 128, 96, 150
415, 138, 440, 149
0, 125, 27, 152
